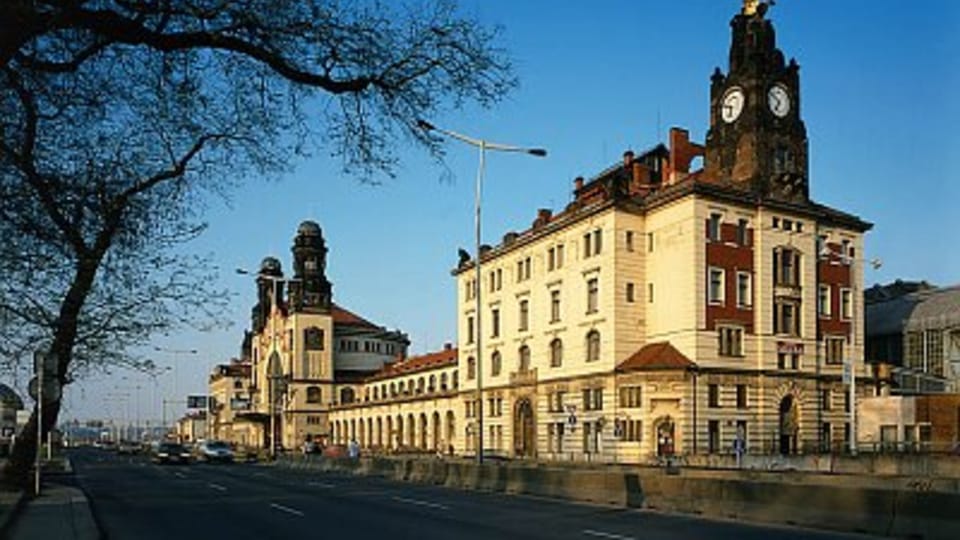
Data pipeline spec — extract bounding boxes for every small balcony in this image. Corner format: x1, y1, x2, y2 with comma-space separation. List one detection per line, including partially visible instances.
510, 368, 538, 386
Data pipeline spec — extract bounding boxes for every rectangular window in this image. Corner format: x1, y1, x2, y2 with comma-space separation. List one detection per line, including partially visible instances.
708, 267, 725, 304
820, 422, 832, 452
648, 283, 654, 303
619, 386, 642, 408
556, 244, 564, 269
708, 384, 720, 408
518, 299, 529, 332
774, 248, 801, 287
548, 247, 556, 271
593, 229, 603, 255
736, 219, 748, 246
736, 384, 747, 409
586, 277, 599, 314
718, 326, 744, 357
583, 233, 592, 258
593, 388, 603, 411
647, 232, 654, 252
825, 336, 844, 365
926, 330, 944, 376
550, 290, 561, 323
626, 282, 635, 303
625, 231, 634, 252
708, 420, 721, 453
466, 315, 475, 344
491, 308, 500, 338
816, 235, 827, 258
707, 213, 721, 241
582, 388, 591, 411
840, 288, 852, 320
818, 284, 832, 317
774, 301, 800, 336
821, 389, 832, 411
736, 272, 752, 308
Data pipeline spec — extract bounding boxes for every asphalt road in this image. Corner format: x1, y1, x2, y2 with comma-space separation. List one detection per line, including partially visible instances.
71, 448, 877, 540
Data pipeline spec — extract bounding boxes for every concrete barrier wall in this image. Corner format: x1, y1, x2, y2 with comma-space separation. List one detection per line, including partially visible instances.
275, 456, 959, 539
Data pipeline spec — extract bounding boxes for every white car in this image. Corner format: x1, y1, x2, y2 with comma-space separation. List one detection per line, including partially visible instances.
197, 440, 235, 463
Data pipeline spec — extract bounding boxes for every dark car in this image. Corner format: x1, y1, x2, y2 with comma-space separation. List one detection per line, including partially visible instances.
151, 442, 192, 465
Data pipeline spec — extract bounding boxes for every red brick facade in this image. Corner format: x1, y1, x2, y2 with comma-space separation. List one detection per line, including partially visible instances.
817, 242, 852, 339
705, 221, 755, 333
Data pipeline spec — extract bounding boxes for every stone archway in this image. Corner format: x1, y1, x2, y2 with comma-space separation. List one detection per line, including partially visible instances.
514, 397, 536, 458
779, 394, 799, 455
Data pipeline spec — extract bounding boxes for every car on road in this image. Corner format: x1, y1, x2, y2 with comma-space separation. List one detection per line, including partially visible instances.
151, 442, 192, 465
196, 440, 234, 463
116, 440, 140, 455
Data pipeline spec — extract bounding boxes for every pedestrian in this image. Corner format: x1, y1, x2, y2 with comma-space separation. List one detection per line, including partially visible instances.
348, 437, 359, 459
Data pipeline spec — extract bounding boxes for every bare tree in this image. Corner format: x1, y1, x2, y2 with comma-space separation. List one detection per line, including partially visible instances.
0, 0, 514, 486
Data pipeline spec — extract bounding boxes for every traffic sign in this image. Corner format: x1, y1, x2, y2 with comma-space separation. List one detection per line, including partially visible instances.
28, 376, 62, 403
33, 348, 56, 375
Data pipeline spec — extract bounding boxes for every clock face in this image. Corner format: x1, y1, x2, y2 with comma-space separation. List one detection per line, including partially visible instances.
721, 87, 745, 123
768, 84, 791, 117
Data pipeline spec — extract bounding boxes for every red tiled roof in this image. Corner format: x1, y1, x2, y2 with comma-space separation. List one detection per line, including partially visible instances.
367, 346, 458, 381
617, 342, 696, 372
332, 303, 378, 329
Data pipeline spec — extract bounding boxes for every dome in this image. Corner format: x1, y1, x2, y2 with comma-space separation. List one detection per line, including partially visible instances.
0, 383, 24, 410
297, 221, 322, 237
259, 256, 282, 275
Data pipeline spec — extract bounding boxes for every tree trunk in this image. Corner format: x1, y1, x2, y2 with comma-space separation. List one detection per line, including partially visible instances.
2, 254, 100, 489
3, 399, 63, 489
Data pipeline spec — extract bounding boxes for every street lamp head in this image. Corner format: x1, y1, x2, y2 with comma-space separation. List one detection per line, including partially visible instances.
416, 119, 436, 132
528, 148, 547, 157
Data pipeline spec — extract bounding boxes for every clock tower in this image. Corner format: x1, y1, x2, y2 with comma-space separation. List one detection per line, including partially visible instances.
704, 1, 809, 202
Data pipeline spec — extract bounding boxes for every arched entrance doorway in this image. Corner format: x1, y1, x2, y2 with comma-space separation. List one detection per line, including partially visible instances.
779, 395, 798, 454
514, 398, 535, 458
656, 418, 675, 456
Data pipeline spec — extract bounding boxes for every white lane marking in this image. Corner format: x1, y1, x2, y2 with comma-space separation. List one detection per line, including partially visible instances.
583, 530, 635, 540
173, 472, 186, 479
391, 496, 450, 511
270, 503, 304, 517
307, 481, 335, 488
208, 483, 227, 491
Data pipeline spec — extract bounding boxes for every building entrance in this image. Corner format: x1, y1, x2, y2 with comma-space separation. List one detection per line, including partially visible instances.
779, 395, 798, 454
656, 419, 675, 456
514, 398, 535, 458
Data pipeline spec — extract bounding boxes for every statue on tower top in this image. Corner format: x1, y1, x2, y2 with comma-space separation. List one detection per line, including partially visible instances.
742, 0, 775, 17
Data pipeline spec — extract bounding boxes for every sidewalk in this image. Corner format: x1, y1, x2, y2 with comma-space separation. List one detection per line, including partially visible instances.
7, 484, 99, 540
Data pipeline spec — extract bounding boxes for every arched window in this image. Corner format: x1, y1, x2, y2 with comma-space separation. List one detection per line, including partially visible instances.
452, 370, 459, 389
306, 386, 322, 404
340, 387, 355, 404
390, 382, 397, 397
429, 374, 436, 392
417, 377, 425, 394
550, 338, 563, 367
373, 387, 379, 400
518, 345, 531, 372
467, 357, 476, 380
586, 330, 601, 362
440, 373, 448, 391
491, 351, 502, 376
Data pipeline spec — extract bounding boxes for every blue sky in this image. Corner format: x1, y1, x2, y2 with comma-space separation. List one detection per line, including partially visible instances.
61, 1, 959, 424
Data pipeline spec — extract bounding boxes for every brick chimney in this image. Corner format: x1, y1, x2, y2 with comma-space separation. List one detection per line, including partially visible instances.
533, 208, 552, 229
667, 127, 705, 184
574, 176, 584, 191
444, 342, 453, 351
623, 150, 635, 169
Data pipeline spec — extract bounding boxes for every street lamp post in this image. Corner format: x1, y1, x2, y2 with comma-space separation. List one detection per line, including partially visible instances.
153, 346, 198, 434
416, 119, 546, 464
